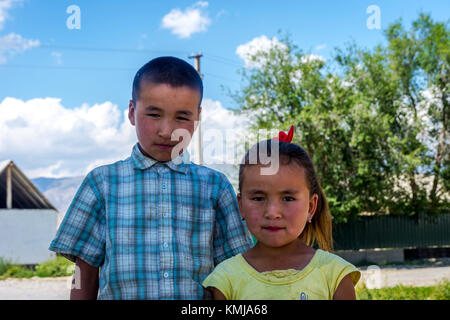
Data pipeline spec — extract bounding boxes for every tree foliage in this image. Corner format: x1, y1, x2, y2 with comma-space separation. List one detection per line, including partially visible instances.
234, 15, 449, 223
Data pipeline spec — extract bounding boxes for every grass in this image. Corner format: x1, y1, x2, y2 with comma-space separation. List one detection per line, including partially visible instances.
1, 256, 449, 300
0, 256, 74, 280
356, 280, 450, 300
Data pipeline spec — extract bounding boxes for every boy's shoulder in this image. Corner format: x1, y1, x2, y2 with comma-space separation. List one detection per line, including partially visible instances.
185, 163, 232, 184
82, 156, 135, 187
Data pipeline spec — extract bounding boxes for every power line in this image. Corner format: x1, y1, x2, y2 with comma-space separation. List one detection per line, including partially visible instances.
0, 64, 134, 72
39, 44, 191, 56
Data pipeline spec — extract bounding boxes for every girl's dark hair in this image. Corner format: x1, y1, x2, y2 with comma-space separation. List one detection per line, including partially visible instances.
132, 56, 203, 107
239, 139, 333, 252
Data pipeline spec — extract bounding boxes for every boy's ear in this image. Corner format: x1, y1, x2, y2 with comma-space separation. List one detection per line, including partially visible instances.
194, 107, 202, 131
128, 99, 136, 126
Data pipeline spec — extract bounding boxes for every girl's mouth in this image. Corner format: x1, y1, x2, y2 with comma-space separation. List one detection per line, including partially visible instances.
263, 227, 284, 232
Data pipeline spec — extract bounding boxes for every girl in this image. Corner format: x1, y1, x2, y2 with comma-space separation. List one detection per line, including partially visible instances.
203, 127, 361, 300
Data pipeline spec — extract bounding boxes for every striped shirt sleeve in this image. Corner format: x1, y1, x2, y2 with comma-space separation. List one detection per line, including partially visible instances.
212, 174, 253, 265
48, 170, 106, 267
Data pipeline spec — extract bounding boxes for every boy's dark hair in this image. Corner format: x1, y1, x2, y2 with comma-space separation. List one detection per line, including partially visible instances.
239, 139, 333, 252
131, 56, 203, 107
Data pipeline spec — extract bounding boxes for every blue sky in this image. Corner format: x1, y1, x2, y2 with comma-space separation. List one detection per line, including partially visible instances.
0, 0, 448, 178
2, 0, 449, 109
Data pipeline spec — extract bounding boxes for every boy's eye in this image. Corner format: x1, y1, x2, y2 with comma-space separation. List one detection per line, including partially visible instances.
283, 196, 295, 201
251, 197, 265, 201
147, 113, 160, 118
177, 116, 190, 121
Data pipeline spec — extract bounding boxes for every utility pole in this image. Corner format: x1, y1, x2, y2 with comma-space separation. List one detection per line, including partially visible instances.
188, 52, 203, 165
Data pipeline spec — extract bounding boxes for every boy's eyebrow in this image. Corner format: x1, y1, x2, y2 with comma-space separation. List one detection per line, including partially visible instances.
176, 110, 193, 116
144, 106, 193, 116
145, 106, 163, 112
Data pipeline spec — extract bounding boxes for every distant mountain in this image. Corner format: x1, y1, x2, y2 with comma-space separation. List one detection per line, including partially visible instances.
30, 164, 239, 225
31, 176, 84, 224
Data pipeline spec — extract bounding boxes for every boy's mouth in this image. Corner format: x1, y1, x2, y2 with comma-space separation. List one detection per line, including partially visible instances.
155, 143, 176, 150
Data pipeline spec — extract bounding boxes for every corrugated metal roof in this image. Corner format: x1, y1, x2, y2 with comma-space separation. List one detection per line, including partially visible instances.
0, 160, 56, 210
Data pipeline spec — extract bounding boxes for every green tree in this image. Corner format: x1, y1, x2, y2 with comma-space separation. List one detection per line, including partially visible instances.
234, 15, 449, 222
385, 13, 449, 212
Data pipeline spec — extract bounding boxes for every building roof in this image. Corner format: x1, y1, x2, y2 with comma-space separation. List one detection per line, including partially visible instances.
0, 160, 56, 210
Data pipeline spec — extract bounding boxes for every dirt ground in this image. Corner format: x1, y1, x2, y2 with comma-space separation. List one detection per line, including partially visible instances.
0, 259, 449, 300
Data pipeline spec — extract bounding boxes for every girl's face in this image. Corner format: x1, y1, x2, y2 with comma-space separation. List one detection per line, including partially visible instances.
238, 162, 318, 249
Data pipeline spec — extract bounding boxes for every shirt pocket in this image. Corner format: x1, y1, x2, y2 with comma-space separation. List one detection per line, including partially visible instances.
176, 205, 214, 260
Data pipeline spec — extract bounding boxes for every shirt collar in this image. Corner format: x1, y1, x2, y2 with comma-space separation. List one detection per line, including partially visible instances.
131, 143, 189, 174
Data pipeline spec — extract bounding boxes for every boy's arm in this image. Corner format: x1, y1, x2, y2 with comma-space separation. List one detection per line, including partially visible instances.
70, 258, 99, 300
213, 175, 253, 264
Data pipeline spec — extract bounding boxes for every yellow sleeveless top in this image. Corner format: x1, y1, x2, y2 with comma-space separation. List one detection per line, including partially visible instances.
202, 249, 360, 300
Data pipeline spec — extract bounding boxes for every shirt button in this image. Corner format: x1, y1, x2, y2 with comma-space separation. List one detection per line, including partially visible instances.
163, 272, 169, 278
163, 242, 168, 248
163, 212, 169, 218
162, 183, 166, 190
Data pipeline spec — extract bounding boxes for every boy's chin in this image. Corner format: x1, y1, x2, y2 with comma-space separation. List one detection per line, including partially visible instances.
148, 148, 181, 162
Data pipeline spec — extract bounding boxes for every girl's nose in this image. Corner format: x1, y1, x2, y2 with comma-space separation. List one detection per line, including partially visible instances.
264, 201, 282, 219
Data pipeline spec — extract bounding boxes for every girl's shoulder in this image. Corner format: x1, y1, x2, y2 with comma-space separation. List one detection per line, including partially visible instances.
315, 249, 361, 287
213, 254, 247, 273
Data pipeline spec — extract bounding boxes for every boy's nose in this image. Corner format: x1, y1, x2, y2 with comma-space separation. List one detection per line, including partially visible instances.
157, 120, 173, 139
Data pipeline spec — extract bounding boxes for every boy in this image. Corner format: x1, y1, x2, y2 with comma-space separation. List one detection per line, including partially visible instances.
49, 56, 253, 299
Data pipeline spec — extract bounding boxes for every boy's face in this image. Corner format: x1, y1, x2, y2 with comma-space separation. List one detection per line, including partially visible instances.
128, 82, 201, 162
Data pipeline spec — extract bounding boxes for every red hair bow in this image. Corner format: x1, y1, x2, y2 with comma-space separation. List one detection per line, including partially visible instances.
274, 125, 294, 143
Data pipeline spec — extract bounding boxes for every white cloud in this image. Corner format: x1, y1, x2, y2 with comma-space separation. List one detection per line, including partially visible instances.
315, 43, 327, 51
161, 1, 211, 38
300, 53, 325, 64
235, 35, 287, 68
0, 97, 135, 178
0, 0, 21, 30
51, 51, 62, 65
0, 96, 251, 178
0, 32, 40, 63
190, 98, 250, 164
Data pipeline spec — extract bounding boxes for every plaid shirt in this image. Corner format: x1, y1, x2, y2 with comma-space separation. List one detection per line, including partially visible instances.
49, 143, 253, 300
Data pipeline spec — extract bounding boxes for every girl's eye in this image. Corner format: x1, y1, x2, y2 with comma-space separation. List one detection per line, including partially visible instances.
251, 197, 265, 201
177, 117, 190, 121
283, 196, 295, 201
147, 113, 160, 118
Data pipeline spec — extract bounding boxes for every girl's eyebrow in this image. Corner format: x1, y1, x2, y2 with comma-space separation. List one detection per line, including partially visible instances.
246, 189, 300, 195
281, 189, 299, 194
247, 189, 265, 195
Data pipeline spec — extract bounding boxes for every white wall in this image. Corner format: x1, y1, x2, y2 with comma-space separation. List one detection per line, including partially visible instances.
0, 209, 57, 264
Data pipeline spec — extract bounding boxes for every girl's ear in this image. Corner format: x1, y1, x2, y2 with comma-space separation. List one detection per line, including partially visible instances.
308, 193, 319, 222
237, 193, 245, 221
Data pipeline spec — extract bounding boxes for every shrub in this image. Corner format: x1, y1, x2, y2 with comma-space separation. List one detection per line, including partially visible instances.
0, 265, 34, 279
35, 256, 74, 277
0, 257, 14, 276
356, 280, 450, 300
